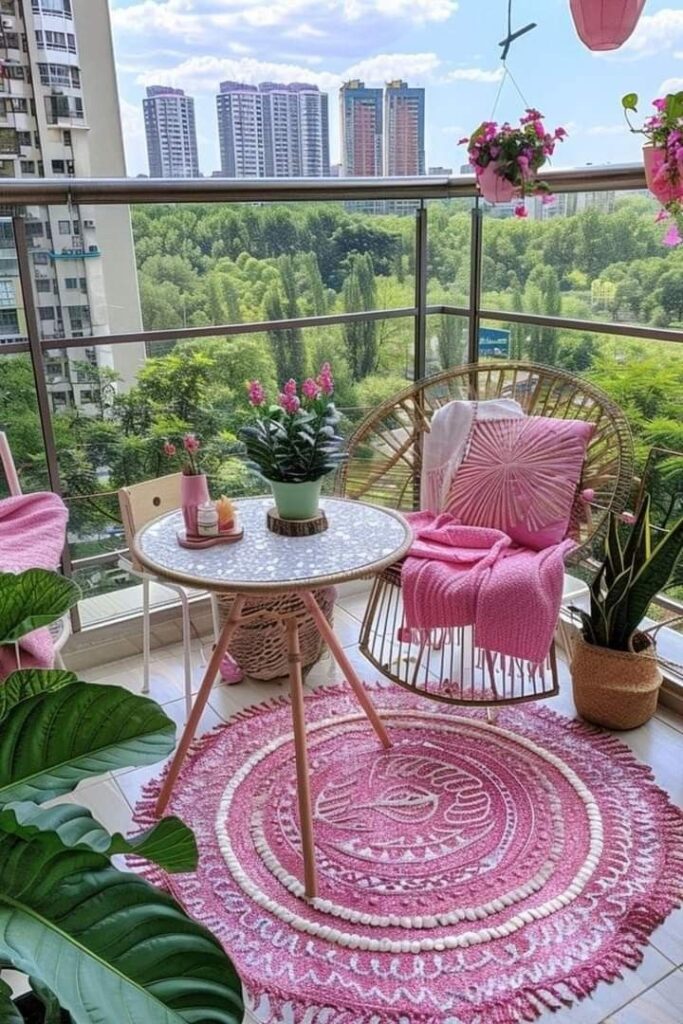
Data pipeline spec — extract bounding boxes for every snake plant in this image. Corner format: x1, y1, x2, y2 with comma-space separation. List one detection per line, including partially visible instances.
0, 569, 243, 1024
578, 495, 683, 651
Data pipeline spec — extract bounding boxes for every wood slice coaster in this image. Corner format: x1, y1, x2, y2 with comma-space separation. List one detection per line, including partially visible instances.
177, 525, 244, 549
266, 507, 328, 537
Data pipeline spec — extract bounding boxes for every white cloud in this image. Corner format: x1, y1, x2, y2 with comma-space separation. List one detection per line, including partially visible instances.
660, 76, 683, 95
445, 67, 503, 83
119, 98, 148, 175
136, 51, 443, 94
112, 0, 457, 38
613, 8, 683, 58
586, 124, 625, 136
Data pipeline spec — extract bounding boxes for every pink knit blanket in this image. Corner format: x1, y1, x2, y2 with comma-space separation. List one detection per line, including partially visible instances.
402, 511, 574, 664
0, 492, 69, 676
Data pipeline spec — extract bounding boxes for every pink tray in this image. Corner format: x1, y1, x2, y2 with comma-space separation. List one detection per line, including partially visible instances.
177, 525, 244, 549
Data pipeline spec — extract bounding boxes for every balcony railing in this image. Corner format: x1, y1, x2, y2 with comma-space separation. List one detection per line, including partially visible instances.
0, 166, 681, 635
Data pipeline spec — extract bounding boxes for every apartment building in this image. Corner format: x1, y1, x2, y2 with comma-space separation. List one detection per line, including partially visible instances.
143, 85, 199, 178
340, 80, 383, 177
384, 80, 425, 177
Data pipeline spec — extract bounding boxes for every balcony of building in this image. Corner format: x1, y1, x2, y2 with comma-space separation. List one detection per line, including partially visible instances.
0, 169, 681, 1024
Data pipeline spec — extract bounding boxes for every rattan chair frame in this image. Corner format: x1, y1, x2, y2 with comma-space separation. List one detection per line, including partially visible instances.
336, 361, 634, 707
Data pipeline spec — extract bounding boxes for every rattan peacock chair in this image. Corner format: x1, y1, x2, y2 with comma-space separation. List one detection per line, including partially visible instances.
335, 361, 634, 707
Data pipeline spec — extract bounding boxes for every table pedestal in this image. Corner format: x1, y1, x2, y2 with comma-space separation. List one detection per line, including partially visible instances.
155, 589, 391, 898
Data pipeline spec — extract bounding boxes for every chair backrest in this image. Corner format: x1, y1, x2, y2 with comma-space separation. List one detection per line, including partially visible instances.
336, 361, 635, 562
118, 473, 182, 569
0, 431, 22, 496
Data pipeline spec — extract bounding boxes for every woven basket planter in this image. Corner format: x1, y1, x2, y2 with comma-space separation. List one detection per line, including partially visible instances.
217, 587, 336, 681
570, 632, 662, 730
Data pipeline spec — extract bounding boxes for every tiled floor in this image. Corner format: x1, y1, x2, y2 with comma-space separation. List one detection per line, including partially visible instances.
72, 589, 683, 1024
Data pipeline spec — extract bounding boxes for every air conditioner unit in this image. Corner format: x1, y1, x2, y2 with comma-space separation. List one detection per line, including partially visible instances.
83, 219, 95, 229
1, 18, 13, 29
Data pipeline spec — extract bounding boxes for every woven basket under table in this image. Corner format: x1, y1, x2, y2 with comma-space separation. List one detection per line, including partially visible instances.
216, 587, 336, 680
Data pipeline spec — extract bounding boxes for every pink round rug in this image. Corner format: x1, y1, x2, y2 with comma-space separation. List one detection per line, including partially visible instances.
135, 684, 683, 1024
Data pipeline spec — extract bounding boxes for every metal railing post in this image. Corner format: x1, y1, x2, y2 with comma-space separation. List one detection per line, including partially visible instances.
413, 201, 428, 383
467, 200, 483, 365
13, 215, 79, 627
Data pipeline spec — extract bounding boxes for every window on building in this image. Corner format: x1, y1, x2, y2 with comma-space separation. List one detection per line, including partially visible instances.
16, 131, 31, 148
10, 98, 28, 113
0, 128, 18, 155
63, 130, 71, 146
20, 160, 35, 173
38, 306, 55, 321
33, 0, 72, 15
0, 280, 14, 307
65, 277, 77, 289
37, 63, 79, 88
0, 160, 13, 177
0, 32, 20, 49
79, 277, 86, 290
52, 160, 65, 175
33, 252, 48, 265
0, 309, 19, 334
36, 278, 52, 293
57, 219, 70, 235
25, 222, 44, 238
3, 65, 24, 81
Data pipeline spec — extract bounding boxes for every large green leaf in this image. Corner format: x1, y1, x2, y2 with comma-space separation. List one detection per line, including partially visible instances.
0, 979, 22, 1024
0, 804, 197, 874
624, 515, 683, 640
0, 571, 80, 645
0, 670, 78, 722
0, 831, 243, 1024
0, 684, 175, 807
28, 979, 63, 1024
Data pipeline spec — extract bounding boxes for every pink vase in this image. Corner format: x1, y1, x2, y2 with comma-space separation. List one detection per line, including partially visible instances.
181, 472, 209, 536
569, 0, 645, 51
643, 145, 682, 206
477, 162, 517, 204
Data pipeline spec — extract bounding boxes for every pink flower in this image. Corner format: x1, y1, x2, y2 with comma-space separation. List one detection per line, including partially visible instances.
457, 136, 469, 145
663, 224, 682, 247
247, 379, 266, 407
514, 203, 528, 218
183, 434, 200, 454
554, 127, 567, 139
580, 488, 595, 504
655, 208, 669, 223
541, 193, 555, 205
317, 362, 334, 396
163, 441, 176, 457
653, 97, 667, 112
279, 392, 301, 414
283, 378, 297, 397
301, 377, 320, 400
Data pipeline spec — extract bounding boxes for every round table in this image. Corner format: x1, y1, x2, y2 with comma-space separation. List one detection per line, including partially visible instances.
133, 495, 411, 898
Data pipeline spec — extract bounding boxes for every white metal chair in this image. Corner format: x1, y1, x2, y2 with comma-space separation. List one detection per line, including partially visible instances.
0, 430, 71, 669
118, 474, 221, 714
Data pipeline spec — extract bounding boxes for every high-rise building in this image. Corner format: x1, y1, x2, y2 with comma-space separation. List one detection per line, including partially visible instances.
217, 81, 329, 179
429, 165, 453, 176
0, 0, 144, 411
143, 86, 199, 178
384, 81, 425, 176
216, 82, 264, 178
340, 80, 383, 177
290, 83, 329, 178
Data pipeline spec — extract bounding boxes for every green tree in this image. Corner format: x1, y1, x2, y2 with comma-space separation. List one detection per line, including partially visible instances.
343, 253, 378, 381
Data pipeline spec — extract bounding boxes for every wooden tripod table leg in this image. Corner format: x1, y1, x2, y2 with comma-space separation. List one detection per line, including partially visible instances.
302, 590, 391, 750
155, 593, 246, 816
286, 616, 318, 899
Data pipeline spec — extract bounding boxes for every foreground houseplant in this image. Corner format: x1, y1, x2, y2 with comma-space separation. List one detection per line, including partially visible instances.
460, 111, 566, 215
622, 90, 683, 246
240, 364, 346, 520
0, 568, 243, 1023
571, 496, 683, 729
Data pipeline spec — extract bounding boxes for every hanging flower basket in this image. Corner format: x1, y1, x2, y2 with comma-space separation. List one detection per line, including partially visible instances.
569, 0, 646, 52
460, 111, 567, 215
622, 91, 683, 246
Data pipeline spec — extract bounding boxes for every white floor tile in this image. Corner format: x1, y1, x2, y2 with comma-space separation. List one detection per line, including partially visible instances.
606, 967, 683, 1023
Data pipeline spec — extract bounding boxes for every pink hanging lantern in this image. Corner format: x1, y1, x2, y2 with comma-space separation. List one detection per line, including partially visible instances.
569, 0, 646, 51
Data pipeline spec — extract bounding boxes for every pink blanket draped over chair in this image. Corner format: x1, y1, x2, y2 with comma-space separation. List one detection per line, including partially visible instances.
402, 511, 574, 665
0, 492, 69, 675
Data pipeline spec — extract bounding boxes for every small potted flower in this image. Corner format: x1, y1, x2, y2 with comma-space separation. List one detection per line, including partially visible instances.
622, 91, 683, 246
239, 363, 346, 521
164, 433, 209, 536
460, 110, 567, 215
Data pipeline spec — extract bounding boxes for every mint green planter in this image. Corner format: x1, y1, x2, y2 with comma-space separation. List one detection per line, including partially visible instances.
269, 479, 323, 520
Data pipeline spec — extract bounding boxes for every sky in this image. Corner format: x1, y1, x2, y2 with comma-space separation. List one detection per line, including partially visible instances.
109, 0, 683, 177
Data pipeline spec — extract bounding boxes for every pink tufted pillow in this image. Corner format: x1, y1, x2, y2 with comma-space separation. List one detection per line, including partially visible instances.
445, 416, 595, 550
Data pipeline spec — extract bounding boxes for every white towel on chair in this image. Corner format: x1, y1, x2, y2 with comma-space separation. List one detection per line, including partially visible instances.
420, 398, 525, 514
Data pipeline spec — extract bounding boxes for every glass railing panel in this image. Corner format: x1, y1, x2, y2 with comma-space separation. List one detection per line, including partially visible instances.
426, 197, 473, 308
480, 188, 681, 332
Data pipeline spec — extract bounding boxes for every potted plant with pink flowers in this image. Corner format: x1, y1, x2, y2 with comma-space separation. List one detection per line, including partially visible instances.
239, 363, 346, 520
622, 91, 683, 246
460, 110, 567, 215
163, 433, 209, 536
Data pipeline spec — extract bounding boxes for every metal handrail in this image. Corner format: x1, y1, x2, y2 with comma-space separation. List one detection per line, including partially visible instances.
0, 163, 647, 206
